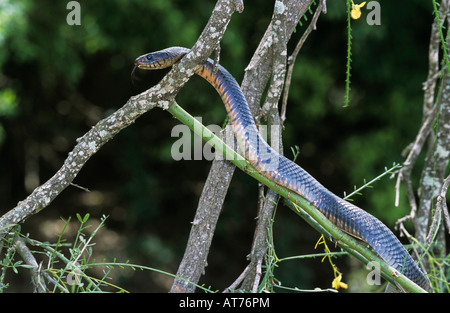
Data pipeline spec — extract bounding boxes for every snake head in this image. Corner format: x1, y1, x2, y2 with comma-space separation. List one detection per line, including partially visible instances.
132, 47, 189, 87
134, 47, 189, 70
131, 54, 159, 85
134, 52, 175, 70
134, 54, 159, 70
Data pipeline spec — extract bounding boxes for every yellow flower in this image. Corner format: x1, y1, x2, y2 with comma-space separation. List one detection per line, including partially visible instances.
332, 273, 348, 290
351, 1, 366, 20
315, 235, 349, 290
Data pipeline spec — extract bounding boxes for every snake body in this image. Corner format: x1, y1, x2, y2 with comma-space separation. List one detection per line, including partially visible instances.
134, 46, 430, 290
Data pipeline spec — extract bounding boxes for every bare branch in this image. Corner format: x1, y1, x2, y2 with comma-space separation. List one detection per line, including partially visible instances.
427, 174, 450, 242
281, 1, 324, 126
13, 236, 46, 293
395, 0, 449, 235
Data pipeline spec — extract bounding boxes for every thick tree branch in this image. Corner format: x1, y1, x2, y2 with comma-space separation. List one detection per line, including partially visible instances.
395, 0, 449, 232
395, 1, 450, 286
171, 0, 318, 293
416, 71, 450, 244
240, 0, 325, 292
240, 0, 289, 292
0, 0, 238, 241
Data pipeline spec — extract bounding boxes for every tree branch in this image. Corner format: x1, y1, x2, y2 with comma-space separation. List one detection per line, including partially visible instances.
170, 0, 316, 293
395, 0, 449, 232
395, 1, 450, 288
0, 0, 238, 241
13, 236, 47, 293
416, 71, 450, 245
428, 174, 450, 243
240, 0, 290, 292
281, 0, 325, 126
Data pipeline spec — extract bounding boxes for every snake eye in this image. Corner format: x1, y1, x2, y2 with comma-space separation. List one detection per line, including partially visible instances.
146, 55, 152, 60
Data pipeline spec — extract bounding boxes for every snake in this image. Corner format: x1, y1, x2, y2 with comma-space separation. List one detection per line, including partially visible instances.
133, 46, 430, 291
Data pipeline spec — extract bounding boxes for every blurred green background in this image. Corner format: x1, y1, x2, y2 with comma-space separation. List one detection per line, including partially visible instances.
0, 0, 435, 292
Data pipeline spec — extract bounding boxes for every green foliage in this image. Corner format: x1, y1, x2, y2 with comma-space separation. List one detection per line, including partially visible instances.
432, 0, 450, 72
0, 88, 18, 145
260, 214, 348, 293
0, 88, 18, 116
344, 0, 353, 107
0, 214, 215, 293
297, 0, 317, 28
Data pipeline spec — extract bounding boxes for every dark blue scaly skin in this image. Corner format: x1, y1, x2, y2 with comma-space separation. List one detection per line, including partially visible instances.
134, 47, 430, 290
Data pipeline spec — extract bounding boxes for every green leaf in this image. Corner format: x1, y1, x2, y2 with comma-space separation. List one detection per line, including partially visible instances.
82, 213, 90, 223
76, 213, 90, 223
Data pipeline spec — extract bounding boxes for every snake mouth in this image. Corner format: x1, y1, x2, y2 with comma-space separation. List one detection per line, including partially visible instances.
134, 62, 159, 70
134, 54, 174, 70
133, 55, 154, 69
134, 61, 152, 69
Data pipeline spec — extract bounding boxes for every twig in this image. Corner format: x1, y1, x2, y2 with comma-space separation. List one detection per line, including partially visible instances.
223, 264, 251, 293
13, 236, 47, 293
25, 231, 102, 292
70, 183, 91, 192
280, 1, 324, 126
252, 258, 263, 293
234, 0, 244, 13
427, 175, 450, 243
344, 163, 401, 201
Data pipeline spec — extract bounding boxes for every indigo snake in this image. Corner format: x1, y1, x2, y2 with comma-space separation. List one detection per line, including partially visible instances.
134, 46, 430, 291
